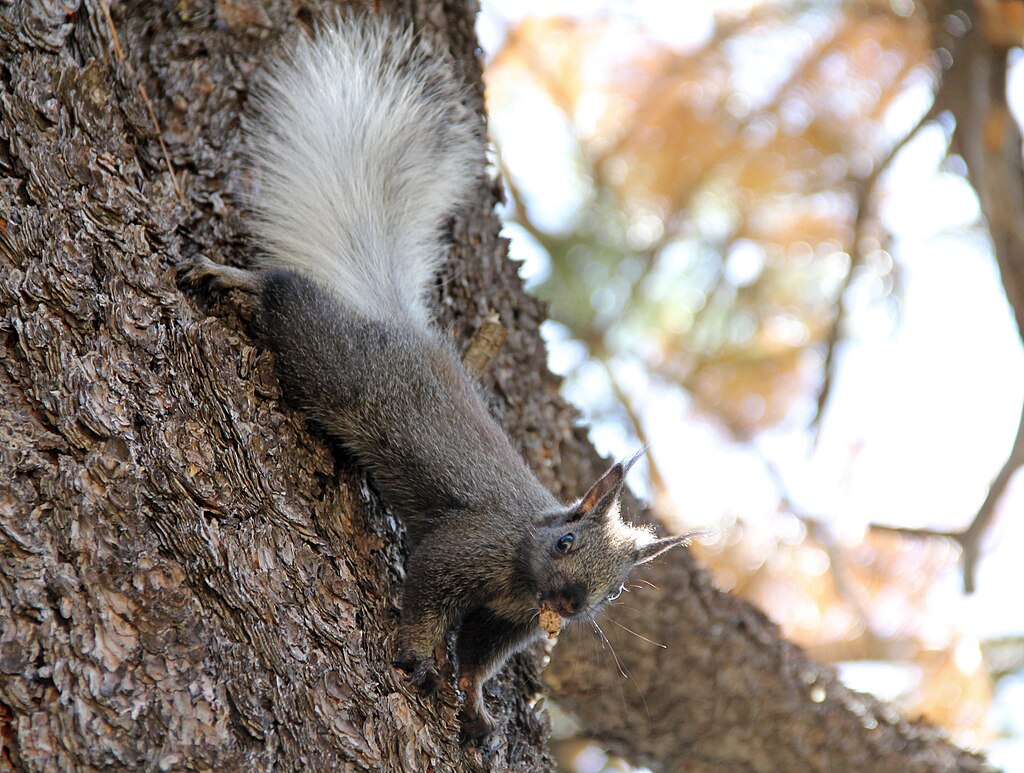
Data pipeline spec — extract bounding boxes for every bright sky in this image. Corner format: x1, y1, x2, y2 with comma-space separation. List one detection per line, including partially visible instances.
480, 1, 1024, 768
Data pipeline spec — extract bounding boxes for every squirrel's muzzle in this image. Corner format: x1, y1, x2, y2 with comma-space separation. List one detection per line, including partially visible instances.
544, 583, 588, 618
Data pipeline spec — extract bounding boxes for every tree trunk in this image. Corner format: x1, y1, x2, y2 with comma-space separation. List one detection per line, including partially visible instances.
0, 1, 994, 772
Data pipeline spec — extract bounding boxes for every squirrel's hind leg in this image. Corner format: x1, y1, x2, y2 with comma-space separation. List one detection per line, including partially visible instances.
178, 255, 262, 293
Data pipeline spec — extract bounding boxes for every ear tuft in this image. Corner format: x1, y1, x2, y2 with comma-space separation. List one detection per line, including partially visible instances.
633, 532, 696, 565
620, 446, 647, 475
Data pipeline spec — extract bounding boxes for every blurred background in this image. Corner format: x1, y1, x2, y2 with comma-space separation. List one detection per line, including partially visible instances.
478, 0, 1024, 770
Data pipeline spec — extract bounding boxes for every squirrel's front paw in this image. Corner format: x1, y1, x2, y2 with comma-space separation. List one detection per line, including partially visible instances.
393, 651, 441, 698
458, 675, 496, 740
459, 705, 497, 740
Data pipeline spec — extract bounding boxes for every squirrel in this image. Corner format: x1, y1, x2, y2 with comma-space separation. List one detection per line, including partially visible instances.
184, 13, 693, 738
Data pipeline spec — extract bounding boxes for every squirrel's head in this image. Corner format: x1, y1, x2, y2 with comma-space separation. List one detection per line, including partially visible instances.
527, 453, 692, 621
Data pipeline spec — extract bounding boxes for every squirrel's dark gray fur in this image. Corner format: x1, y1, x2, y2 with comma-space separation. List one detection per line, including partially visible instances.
187, 13, 692, 737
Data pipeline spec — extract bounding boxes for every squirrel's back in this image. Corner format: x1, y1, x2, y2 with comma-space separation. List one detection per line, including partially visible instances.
248, 15, 483, 327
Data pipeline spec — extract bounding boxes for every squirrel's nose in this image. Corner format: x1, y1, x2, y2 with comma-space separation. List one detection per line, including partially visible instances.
558, 583, 587, 617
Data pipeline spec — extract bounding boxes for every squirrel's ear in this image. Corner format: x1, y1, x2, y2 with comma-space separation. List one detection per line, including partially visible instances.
569, 450, 644, 523
567, 463, 624, 523
633, 533, 694, 565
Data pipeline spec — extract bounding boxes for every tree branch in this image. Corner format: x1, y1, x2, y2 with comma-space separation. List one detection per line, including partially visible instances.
871, 395, 1024, 592
813, 106, 939, 440
868, 0, 1024, 592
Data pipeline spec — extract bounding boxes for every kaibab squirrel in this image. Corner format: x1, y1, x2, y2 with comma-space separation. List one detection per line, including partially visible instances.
186, 14, 692, 737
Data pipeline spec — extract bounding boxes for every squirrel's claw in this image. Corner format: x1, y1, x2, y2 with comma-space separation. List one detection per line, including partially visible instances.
394, 652, 441, 698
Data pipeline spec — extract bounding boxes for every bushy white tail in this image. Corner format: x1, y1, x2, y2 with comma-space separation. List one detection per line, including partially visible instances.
247, 15, 483, 327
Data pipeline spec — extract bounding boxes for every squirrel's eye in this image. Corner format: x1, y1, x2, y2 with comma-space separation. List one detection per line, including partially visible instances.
607, 584, 623, 602
555, 533, 575, 554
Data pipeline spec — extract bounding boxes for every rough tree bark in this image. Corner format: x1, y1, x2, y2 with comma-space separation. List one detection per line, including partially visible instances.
0, 1, 998, 772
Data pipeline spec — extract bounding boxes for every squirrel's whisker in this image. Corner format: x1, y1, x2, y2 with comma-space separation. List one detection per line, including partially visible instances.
603, 615, 666, 648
